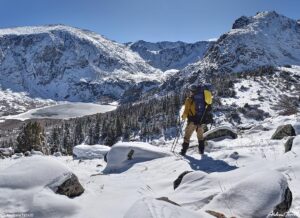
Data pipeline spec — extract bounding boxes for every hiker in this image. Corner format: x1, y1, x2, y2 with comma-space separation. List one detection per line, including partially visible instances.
180, 84, 212, 155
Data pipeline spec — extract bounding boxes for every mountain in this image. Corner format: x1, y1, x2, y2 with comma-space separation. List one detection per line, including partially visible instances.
126, 40, 213, 71
159, 11, 300, 94
0, 25, 162, 104
196, 11, 300, 74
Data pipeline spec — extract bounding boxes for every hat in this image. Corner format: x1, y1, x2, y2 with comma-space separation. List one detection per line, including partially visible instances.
188, 84, 198, 93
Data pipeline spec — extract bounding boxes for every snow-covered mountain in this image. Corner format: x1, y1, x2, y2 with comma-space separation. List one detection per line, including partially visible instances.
0, 25, 161, 104
197, 11, 300, 74
127, 40, 213, 71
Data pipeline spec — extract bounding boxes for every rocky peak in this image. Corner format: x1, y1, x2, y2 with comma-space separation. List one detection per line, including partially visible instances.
232, 16, 251, 29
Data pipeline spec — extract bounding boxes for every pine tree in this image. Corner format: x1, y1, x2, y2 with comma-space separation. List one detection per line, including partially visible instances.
16, 122, 47, 154
49, 127, 60, 154
63, 123, 72, 155
74, 121, 84, 145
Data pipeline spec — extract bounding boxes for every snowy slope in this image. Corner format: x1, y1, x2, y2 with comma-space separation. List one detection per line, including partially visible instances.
127, 40, 213, 71
0, 88, 55, 116
0, 114, 299, 217
0, 25, 162, 105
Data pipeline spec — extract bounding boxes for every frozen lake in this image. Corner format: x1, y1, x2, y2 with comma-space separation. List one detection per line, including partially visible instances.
0, 102, 117, 120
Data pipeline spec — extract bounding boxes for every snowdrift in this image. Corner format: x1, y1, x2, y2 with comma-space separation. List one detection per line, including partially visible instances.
103, 142, 171, 173
73, 144, 110, 159
170, 169, 291, 217
203, 170, 289, 217
0, 156, 81, 218
124, 197, 209, 218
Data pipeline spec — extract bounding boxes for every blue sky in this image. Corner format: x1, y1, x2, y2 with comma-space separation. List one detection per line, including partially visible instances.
0, 0, 299, 43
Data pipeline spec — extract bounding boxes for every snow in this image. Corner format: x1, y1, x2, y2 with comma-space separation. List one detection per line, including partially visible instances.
182, 11, 300, 76
73, 144, 110, 159
0, 156, 71, 189
0, 11, 300, 217
0, 113, 300, 217
103, 142, 171, 173
0, 102, 116, 121
203, 170, 288, 218
127, 40, 213, 71
0, 24, 162, 111
217, 65, 300, 125
0, 147, 14, 156
124, 197, 209, 218
0, 156, 80, 218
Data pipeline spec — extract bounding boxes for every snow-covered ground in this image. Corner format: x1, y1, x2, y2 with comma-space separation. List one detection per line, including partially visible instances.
0, 114, 299, 217
0, 87, 56, 116
218, 65, 300, 125
0, 102, 116, 121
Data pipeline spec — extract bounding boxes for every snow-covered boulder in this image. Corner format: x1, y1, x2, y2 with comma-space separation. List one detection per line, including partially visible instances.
0, 147, 14, 158
103, 142, 171, 173
202, 170, 292, 218
124, 197, 208, 218
204, 126, 238, 141
0, 156, 83, 217
31, 150, 44, 156
271, 124, 296, 140
73, 144, 110, 159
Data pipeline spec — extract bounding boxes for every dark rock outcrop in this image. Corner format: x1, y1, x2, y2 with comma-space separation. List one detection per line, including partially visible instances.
284, 137, 295, 152
271, 187, 293, 217
271, 124, 296, 140
232, 16, 251, 29
55, 174, 85, 198
173, 171, 192, 190
204, 127, 238, 141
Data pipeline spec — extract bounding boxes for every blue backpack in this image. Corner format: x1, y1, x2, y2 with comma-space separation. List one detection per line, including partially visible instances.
192, 84, 213, 124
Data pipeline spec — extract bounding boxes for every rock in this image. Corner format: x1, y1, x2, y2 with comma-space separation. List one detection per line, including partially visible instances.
232, 16, 250, 29
31, 150, 44, 156
24, 151, 31, 156
55, 174, 84, 198
53, 152, 62, 157
156, 197, 180, 206
229, 151, 239, 160
271, 124, 296, 140
173, 171, 193, 190
204, 126, 238, 141
271, 187, 293, 217
206, 210, 236, 218
284, 137, 295, 152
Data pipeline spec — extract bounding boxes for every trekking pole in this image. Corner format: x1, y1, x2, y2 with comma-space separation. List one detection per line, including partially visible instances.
171, 116, 184, 152
171, 116, 180, 152
171, 119, 184, 152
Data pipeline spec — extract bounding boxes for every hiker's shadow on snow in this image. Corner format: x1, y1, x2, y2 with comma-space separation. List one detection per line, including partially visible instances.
184, 155, 237, 173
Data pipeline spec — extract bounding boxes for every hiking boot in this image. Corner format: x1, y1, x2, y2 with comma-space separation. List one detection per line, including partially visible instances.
198, 140, 205, 155
180, 142, 189, 156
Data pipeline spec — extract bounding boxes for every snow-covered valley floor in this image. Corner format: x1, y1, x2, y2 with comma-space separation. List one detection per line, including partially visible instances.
0, 114, 300, 218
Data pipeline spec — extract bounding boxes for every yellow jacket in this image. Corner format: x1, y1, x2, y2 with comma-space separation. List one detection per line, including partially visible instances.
181, 90, 212, 120
181, 97, 195, 120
